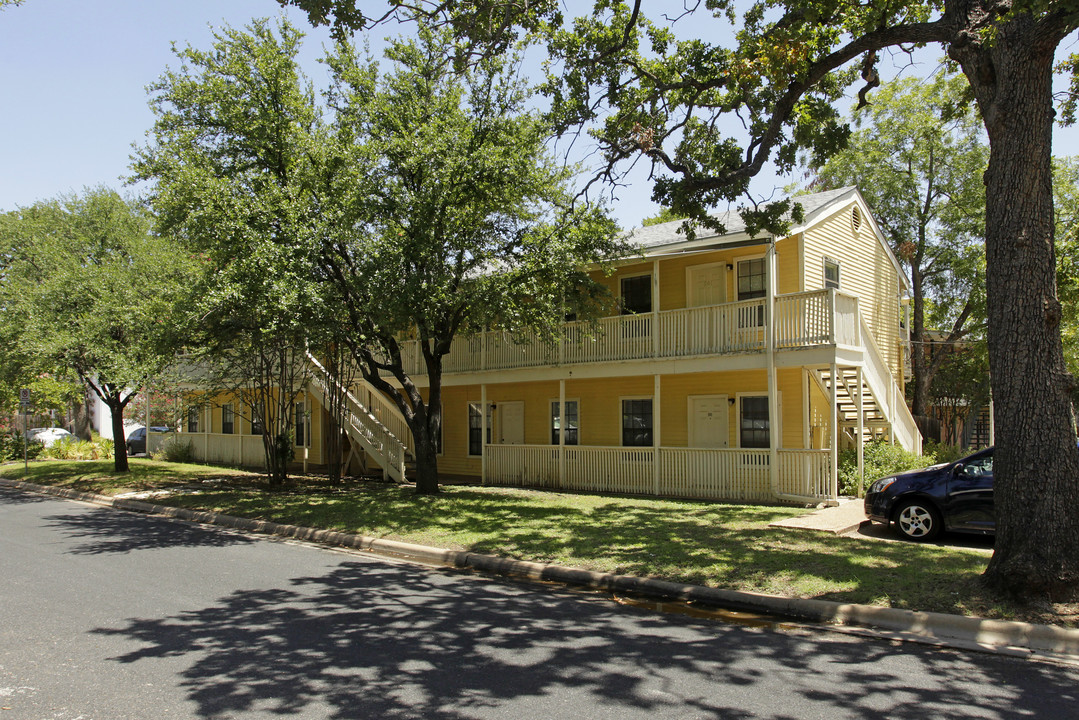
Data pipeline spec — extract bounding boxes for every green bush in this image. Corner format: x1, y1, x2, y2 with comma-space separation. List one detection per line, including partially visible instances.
153, 437, 196, 463
838, 440, 938, 496
0, 432, 43, 462
923, 441, 968, 465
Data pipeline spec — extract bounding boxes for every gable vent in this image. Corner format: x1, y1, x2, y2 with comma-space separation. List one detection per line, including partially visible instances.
851, 206, 862, 232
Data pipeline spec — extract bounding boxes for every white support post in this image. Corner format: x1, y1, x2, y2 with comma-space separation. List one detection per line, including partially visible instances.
830, 361, 839, 503
766, 240, 779, 496
303, 388, 309, 476
559, 379, 566, 490
652, 259, 660, 358
653, 374, 661, 495
481, 384, 488, 485
856, 367, 864, 498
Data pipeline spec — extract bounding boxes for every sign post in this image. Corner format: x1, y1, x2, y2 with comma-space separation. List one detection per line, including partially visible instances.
19, 388, 30, 472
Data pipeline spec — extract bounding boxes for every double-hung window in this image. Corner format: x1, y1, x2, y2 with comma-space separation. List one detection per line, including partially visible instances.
737, 258, 766, 327
622, 398, 653, 447
739, 396, 770, 448
187, 405, 200, 434
468, 403, 493, 456
221, 404, 234, 435
823, 257, 841, 290
551, 400, 579, 445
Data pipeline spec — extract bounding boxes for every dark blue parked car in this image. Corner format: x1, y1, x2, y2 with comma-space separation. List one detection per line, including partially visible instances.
864, 447, 995, 541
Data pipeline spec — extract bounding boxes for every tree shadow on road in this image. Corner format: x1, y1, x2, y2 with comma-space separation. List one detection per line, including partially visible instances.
43, 508, 256, 555
92, 559, 1079, 719
0, 486, 51, 505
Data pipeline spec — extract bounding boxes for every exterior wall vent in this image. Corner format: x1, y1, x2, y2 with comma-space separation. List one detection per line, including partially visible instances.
851, 205, 862, 232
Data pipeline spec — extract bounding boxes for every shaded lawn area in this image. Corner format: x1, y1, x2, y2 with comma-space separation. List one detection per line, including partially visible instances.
2, 459, 1067, 626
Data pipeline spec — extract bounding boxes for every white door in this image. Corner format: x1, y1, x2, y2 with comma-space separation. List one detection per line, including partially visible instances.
688, 264, 726, 307
690, 396, 729, 448
499, 401, 525, 444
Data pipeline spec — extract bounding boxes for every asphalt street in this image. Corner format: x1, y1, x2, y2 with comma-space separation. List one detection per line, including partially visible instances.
2, 485, 1077, 720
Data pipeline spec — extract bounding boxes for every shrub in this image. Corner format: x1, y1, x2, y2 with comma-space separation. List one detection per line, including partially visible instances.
838, 440, 938, 496
923, 441, 968, 465
0, 432, 43, 462
153, 437, 196, 463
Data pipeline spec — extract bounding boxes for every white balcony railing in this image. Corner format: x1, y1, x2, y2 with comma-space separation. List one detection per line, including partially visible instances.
484, 445, 833, 503
388, 289, 859, 377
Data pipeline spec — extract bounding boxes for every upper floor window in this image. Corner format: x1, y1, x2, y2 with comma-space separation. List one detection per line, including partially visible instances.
737, 258, 766, 326
823, 257, 840, 290
620, 274, 652, 314
737, 258, 766, 300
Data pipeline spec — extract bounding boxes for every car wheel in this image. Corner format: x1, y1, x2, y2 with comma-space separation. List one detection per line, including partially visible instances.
893, 500, 942, 541
126, 443, 134, 456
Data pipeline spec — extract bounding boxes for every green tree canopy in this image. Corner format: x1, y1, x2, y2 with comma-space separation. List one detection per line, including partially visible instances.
320, 25, 621, 493
0, 188, 195, 471
808, 73, 989, 422
132, 18, 331, 486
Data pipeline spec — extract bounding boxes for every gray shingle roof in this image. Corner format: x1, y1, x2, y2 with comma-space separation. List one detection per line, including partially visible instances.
624, 186, 858, 250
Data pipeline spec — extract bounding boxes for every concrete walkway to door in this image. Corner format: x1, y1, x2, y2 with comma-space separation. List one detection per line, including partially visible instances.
769, 498, 867, 535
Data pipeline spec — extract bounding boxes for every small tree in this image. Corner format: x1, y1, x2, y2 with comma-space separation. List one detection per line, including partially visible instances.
133, 19, 326, 486
0, 189, 194, 471
319, 26, 622, 493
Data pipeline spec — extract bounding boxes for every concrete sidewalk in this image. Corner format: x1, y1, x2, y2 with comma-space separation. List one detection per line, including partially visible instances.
768, 497, 867, 535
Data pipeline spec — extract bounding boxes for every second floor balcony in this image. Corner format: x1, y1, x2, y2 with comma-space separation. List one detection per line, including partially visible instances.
386, 289, 866, 378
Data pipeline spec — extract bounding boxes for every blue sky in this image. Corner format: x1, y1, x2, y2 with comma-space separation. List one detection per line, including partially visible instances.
2, 0, 1077, 230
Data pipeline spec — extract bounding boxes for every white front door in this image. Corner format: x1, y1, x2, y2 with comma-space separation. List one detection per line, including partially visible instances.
688, 263, 726, 307
499, 401, 525, 444
690, 396, 729, 448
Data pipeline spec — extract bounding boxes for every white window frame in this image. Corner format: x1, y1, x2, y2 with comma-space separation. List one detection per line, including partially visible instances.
823, 256, 841, 290
735, 391, 782, 449
618, 269, 654, 315
619, 395, 655, 448
549, 398, 581, 446
467, 402, 494, 457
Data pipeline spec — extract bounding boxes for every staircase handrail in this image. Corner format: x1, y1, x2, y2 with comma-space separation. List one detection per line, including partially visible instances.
857, 316, 922, 454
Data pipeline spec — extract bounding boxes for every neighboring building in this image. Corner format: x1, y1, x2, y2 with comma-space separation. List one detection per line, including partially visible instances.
174, 186, 919, 505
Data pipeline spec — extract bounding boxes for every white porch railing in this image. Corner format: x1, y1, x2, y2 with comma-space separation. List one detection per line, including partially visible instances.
387, 289, 860, 377
158, 432, 268, 468
484, 445, 832, 503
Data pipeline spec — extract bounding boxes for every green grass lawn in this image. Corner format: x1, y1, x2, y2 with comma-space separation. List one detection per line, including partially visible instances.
2, 458, 1071, 626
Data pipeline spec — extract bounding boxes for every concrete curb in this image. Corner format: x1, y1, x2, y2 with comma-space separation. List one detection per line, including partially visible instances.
5, 477, 1078, 664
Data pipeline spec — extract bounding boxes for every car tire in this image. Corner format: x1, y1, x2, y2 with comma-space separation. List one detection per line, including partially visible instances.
893, 500, 942, 541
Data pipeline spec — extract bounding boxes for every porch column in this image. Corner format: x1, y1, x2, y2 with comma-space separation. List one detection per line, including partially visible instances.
766, 239, 779, 495
652, 259, 660, 357
480, 384, 487, 485
856, 367, 864, 498
303, 388, 309, 476
830, 361, 839, 502
653, 374, 661, 495
558, 379, 566, 490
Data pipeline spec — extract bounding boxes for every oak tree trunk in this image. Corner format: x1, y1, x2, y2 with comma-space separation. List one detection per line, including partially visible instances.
110, 399, 130, 473
954, 13, 1079, 600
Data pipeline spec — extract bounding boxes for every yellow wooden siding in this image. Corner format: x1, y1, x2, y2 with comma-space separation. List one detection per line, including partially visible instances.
187, 388, 323, 464
589, 238, 798, 313
802, 202, 901, 375
432, 370, 810, 477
